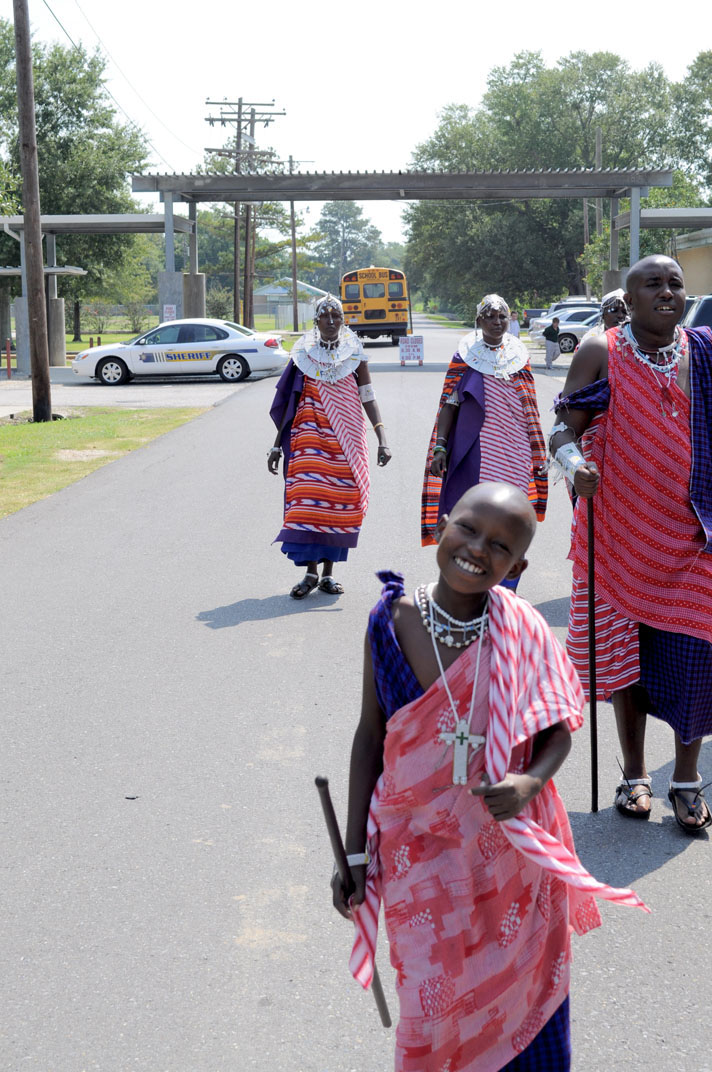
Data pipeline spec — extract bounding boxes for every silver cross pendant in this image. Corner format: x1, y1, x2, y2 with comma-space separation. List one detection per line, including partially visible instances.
439, 719, 486, 785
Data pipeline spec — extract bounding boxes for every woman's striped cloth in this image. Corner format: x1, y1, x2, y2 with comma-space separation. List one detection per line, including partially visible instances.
279, 376, 368, 540
421, 356, 547, 545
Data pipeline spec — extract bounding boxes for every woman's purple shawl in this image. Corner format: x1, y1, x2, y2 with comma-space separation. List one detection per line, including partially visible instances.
555, 325, 712, 552
269, 361, 304, 474
439, 365, 486, 517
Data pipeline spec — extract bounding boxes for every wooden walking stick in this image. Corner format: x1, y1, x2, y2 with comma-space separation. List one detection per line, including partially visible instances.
314, 776, 392, 1028
587, 497, 599, 813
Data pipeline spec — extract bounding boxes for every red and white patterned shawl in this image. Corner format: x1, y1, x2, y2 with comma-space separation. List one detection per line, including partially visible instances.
570, 327, 712, 643
349, 587, 648, 1071
316, 376, 370, 513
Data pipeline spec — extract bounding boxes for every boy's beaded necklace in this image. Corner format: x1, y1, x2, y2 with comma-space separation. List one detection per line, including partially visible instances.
417, 585, 488, 785
416, 583, 489, 648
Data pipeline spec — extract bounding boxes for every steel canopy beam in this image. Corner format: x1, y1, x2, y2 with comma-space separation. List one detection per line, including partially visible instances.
614, 207, 712, 230
0, 213, 195, 234
131, 169, 674, 204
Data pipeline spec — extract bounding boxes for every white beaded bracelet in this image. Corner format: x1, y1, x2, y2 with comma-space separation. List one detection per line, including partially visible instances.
346, 852, 369, 867
554, 440, 587, 482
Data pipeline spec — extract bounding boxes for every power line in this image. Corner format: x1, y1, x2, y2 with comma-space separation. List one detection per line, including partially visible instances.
38, 0, 177, 171
70, 0, 200, 157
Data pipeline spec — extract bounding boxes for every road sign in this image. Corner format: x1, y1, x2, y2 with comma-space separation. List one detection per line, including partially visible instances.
399, 335, 424, 365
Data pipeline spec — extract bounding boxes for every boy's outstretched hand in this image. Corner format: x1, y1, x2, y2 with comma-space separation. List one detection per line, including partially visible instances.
332, 866, 367, 920
470, 771, 541, 821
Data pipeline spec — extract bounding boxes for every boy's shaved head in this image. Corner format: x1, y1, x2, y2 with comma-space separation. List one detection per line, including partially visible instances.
451, 482, 537, 553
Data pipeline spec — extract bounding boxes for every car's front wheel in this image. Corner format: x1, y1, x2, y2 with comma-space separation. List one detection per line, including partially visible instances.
96, 357, 129, 385
217, 355, 250, 382
558, 334, 577, 354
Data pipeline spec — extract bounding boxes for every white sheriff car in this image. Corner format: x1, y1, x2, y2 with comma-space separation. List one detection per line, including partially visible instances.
72, 318, 288, 385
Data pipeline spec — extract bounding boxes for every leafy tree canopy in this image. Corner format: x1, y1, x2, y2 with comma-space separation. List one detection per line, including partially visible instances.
0, 18, 148, 295
405, 50, 712, 316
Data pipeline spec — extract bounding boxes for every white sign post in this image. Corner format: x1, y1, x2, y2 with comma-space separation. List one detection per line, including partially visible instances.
399, 335, 424, 366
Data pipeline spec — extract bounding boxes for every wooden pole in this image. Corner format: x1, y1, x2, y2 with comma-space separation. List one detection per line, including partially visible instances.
587, 498, 599, 813
314, 777, 392, 1028
595, 127, 603, 237
13, 0, 52, 421
233, 98, 243, 324
289, 158, 298, 332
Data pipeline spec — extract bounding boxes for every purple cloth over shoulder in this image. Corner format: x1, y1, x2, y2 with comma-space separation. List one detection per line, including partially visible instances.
439, 364, 485, 518
368, 571, 423, 721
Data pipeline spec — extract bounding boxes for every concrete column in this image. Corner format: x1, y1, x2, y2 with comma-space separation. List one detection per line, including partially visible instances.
13, 296, 30, 374
46, 234, 58, 299
0, 283, 12, 351
602, 270, 625, 295
164, 192, 175, 273
629, 187, 641, 267
188, 201, 198, 274
609, 197, 619, 271
183, 273, 206, 318
48, 297, 66, 366
158, 271, 183, 321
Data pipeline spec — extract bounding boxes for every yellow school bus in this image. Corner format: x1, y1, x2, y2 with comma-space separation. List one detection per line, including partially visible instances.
339, 266, 412, 344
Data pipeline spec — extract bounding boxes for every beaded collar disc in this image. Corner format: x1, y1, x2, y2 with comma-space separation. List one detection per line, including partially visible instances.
458, 329, 529, 380
291, 326, 365, 383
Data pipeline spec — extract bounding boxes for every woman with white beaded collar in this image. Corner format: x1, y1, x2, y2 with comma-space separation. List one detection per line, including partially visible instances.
421, 294, 547, 590
268, 294, 391, 599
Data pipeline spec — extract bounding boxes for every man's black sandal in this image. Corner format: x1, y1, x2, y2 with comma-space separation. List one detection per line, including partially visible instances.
668, 780, 712, 835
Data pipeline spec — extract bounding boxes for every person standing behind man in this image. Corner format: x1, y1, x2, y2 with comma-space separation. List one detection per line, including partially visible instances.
508, 309, 521, 337
543, 317, 560, 369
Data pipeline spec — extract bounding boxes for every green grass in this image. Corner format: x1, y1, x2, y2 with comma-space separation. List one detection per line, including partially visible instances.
424, 313, 474, 331
0, 407, 206, 518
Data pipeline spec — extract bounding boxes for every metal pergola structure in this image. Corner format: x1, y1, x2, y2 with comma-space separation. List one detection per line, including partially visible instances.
1, 214, 195, 372
132, 168, 675, 273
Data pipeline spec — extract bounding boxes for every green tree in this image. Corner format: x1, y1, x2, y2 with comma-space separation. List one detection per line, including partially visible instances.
405, 51, 712, 316
305, 202, 383, 292
0, 19, 148, 299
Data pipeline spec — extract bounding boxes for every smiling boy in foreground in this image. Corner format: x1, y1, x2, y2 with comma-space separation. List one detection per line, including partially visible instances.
332, 482, 647, 1072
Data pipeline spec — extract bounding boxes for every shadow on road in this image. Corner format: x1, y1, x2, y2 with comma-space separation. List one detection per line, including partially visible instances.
533, 597, 570, 628
197, 593, 343, 629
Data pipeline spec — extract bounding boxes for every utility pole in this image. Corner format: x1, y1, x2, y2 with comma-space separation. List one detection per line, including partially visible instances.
289, 156, 298, 331
204, 99, 284, 325
595, 127, 603, 237
13, 0, 52, 421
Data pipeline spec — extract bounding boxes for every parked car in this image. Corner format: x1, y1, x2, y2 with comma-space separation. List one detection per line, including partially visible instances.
71, 318, 288, 385
522, 308, 547, 329
682, 294, 712, 330
544, 297, 600, 317
529, 307, 602, 352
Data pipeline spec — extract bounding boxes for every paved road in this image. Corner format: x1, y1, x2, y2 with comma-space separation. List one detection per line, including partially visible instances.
1, 317, 709, 1071
0, 366, 279, 419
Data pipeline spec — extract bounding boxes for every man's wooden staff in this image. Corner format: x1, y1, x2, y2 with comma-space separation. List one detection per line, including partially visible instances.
587, 498, 599, 813
314, 776, 392, 1028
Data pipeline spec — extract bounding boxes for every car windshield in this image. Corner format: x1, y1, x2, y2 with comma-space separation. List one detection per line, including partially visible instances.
223, 321, 254, 336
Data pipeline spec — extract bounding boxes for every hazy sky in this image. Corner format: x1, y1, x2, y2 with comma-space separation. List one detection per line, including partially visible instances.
17, 0, 710, 242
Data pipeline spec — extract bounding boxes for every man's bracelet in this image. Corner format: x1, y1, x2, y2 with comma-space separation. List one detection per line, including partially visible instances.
433, 445, 447, 455
554, 440, 587, 481
345, 852, 369, 867
268, 446, 283, 457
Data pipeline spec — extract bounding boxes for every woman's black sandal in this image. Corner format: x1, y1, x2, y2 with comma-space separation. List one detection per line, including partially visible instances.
290, 573, 319, 599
